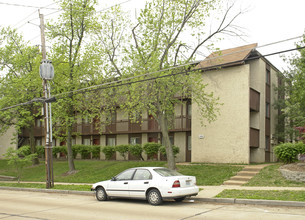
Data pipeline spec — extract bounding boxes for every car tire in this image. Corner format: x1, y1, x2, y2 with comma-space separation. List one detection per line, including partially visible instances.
147, 189, 162, 206
174, 197, 186, 202
96, 187, 108, 201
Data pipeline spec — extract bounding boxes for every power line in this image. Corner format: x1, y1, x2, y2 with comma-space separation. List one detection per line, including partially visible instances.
1, 45, 304, 112
0, 1, 59, 10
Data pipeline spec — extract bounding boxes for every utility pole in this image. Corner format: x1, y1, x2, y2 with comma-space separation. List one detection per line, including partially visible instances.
39, 10, 54, 189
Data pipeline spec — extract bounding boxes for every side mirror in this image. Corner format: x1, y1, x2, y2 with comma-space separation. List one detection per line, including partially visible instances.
111, 177, 116, 181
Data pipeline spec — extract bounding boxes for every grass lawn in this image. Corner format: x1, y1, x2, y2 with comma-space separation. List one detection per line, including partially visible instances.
0, 160, 243, 186
0, 182, 91, 191
245, 164, 305, 187
216, 189, 305, 202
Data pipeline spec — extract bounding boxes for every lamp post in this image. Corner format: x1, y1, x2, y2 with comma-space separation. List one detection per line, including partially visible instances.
40, 59, 54, 189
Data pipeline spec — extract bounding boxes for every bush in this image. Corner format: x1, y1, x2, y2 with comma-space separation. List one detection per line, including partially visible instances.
52, 146, 67, 158
36, 146, 45, 158
102, 146, 116, 160
91, 145, 101, 159
77, 145, 91, 159
160, 145, 180, 158
19, 146, 31, 156
274, 142, 305, 163
143, 143, 161, 159
116, 145, 129, 160
128, 144, 144, 161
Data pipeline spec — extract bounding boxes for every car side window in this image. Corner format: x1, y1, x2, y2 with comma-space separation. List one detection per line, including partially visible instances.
115, 169, 135, 181
133, 169, 152, 180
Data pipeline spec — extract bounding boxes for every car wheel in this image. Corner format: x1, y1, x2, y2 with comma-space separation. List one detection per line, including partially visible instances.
174, 197, 186, 202
147, 189, 162, 206
96, 187, 108, 201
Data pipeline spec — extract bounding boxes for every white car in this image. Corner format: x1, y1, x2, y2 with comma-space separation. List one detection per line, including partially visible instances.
91, 167, 199, 205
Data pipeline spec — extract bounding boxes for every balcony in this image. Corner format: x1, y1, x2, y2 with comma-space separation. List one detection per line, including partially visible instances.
250, 88, 260, 112
250, 127, 259, 148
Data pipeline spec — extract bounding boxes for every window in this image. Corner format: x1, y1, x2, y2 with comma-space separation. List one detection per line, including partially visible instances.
35, 138, 42, 146
187, 102, 192, 117
133, 169, 152, 180
266, 102, 270, 118
115, 169, 135, 181
266, 67, 270, 85
265, 136, 270, 151
106, 135, 116, 146
130, 136, 141, 145
187, 135, 192, 151
82, 136, 91, 145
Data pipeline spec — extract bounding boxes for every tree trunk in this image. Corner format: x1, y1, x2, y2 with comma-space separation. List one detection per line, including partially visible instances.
158, 113, 176, 170
67, 123, 75, 173
29, 122, 39, 165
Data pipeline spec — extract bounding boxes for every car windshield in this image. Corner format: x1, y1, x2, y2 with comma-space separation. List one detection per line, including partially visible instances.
153, 168, 183, 177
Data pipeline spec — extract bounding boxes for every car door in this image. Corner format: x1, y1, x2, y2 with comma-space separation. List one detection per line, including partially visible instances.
106, 169, 135, 197
128, 169, 152, 198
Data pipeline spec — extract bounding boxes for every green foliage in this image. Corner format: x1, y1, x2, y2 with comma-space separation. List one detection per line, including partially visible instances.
143, 142, 161, 159
35, 146, 45, 158
274, 142, 305, 163
128, 144, 144, 161
3, 147, 37, 182
52, 146, 67, 158
91, 145, 101, 159
160, 145, 180, 158
102, 146, 116, 160
115, 145, 129, 160
18, 146, 31, 156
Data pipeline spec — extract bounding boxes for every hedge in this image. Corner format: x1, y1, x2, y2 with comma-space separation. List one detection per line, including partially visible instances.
274, 142, 305, 163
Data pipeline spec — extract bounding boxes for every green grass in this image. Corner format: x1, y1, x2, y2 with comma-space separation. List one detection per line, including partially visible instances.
216, 189, 305, 202
0, 160, 243, 186
245, 164, 305, 187
0, 182, 90, 191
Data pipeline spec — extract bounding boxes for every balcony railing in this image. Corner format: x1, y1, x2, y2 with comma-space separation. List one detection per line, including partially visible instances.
19, 116, 191, 137
250, 127, 259, 148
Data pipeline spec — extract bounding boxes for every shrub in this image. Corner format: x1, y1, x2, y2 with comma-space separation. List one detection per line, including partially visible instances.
102, 146, 116, 160
77, 145, 91, 159
159, 145, 180, 158
143, 143, 161, 159
274, 142, 305, 163
91, 145, 101, 159
116, 145, 129, 160
36, 146, 45, 158
52, 146, 67, 158
19, 145, 31, 156
128, 144, 144, 161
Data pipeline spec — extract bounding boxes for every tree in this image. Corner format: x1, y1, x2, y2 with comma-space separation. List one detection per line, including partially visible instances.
279, 34, 305, 141
3, 146, 37, 183
0, 27, 42, 165
47, 0, 99, 173
95, 0, 245, 169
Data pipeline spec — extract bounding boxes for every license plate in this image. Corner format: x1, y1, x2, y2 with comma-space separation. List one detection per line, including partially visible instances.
186, 181, 191, 186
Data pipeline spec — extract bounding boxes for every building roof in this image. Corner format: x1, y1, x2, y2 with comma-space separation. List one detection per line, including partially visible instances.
196, 43, 258, 69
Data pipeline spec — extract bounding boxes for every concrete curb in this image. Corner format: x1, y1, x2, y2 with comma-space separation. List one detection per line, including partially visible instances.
1, 186, 305, 207
0, 186, 94, 196
194, 197, 305, 207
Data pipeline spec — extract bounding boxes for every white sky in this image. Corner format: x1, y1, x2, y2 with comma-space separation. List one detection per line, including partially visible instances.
0, 0, 304, 71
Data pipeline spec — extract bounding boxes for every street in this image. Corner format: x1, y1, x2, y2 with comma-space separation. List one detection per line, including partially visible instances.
0, 190, 305, 220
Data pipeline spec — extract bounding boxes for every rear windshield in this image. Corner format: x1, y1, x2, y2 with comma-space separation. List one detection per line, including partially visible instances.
154, 168, 183, 177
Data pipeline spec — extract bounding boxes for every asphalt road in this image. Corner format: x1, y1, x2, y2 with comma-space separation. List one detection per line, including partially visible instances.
1, 190, 305, 220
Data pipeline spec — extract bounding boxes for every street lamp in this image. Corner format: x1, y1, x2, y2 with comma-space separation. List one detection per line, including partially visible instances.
40, 59, 54, 189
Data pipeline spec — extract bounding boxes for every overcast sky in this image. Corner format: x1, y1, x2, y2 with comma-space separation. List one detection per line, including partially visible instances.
0, 0, 304, 71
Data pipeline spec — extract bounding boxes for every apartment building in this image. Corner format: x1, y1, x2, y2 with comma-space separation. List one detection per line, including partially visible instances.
0, 44, 282, 163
